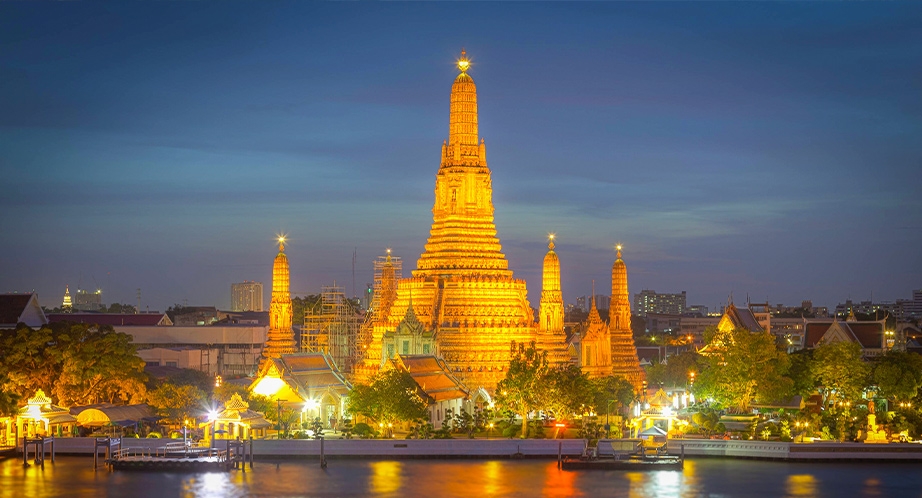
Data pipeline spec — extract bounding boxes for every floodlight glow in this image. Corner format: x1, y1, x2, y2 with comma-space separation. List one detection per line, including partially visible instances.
252, 376, 285, 397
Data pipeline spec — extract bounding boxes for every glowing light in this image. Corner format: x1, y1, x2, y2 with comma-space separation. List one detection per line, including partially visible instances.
548, 233, 555, 241
457, 50, 470, 73
252, 376, 285, 397
304, 399, 319, 410
207, 410, 218, 422
662, 406, 673, 417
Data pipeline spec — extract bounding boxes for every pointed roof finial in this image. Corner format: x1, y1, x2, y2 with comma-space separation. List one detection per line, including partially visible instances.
548, 233, 556, 251
386, 247, 392, 264
457, 49, 470, 73
616, 243, 623, 259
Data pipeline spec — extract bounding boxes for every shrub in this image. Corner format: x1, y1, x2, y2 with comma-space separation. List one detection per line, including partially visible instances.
352, 422, 374, 439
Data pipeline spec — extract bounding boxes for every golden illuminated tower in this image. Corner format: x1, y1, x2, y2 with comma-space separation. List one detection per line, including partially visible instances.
538, 235, 564, 333
261, 236, 296, 363
379, 50, 564, 391
62, 285, 72, 310
581, 291, 613, 378
608, 245, 645, 389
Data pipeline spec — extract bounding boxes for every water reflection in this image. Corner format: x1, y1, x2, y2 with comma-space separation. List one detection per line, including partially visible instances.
786, 474, 817, 497
543, 462, 576, 497
4, 457, 922, 497
369, 460, 402, 495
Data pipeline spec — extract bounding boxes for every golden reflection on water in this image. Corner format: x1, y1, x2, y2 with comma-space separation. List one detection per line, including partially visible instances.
370, 460, 402, 495
682, 458, 697, 495
483, 460, 502, 496
863, 477, 881, 496
786, 474, 817, 497
625, 471, 645, 498
543, 461, 577, 497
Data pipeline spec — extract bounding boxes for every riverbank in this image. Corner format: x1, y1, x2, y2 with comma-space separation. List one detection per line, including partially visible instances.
16, 437, 922, 461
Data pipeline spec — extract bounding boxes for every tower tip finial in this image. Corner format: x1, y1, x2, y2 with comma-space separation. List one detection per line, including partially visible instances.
277, 234, 287, 252
548, 233, 556, 250
457, 49, 470, 73
616, 243, 623, 259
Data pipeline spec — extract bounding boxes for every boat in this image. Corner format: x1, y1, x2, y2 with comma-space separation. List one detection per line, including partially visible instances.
561, 438, 684, 471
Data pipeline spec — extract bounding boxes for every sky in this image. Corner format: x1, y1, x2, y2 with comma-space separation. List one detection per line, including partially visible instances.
1, 3, 920, 313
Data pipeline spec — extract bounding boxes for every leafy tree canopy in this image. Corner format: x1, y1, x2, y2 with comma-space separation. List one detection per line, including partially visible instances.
346, 370, 428, 426
813, 340, 868, 409
495, 342, 549, 438
696, 327, 791, 412
873, 350, 922, 403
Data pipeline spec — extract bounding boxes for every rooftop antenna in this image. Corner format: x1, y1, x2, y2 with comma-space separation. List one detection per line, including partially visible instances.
136, 288, 141, 314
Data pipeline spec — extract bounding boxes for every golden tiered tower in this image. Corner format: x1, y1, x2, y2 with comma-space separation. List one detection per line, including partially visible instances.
580, 293, 613, 378
608, 245, 646, 390
377, 51, 558, 391
261, 237, 297, 364
538, 235, 564, 333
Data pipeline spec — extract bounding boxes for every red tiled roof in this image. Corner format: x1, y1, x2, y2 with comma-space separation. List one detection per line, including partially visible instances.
845, 323, 883, 349
0, 294, 33, 324
804, 321, 833, 348
47, 313, 167, 326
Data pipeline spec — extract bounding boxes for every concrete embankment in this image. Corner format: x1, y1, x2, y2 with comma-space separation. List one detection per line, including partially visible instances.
37, 438, 588, 459
667, 439, 922, 461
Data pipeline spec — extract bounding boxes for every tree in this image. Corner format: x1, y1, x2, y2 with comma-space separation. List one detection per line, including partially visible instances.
106, 303, 137, 314
147, 382, 207, 425
495, 342, 549, 438
544, 364, 594, 420
787, 349, 816, 398
53, 324, 148, 406
813, 340, 868, 409
873, 350, 922, 403
590, 375, 636, 418
696, 327, 792, 412
0, 322, 147, 405
0, 324, 61, 398
646, 351, 698, 388
346, 370, 429, 427
0, 374, 21, 417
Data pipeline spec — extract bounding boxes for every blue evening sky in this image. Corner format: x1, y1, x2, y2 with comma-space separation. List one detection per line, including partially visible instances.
1, 3, 920, 313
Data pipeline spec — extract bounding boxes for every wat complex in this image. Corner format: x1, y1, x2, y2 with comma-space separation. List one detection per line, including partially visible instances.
351, 52, 644, 392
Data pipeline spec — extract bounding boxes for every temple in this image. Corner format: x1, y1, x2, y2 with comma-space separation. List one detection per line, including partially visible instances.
608, 246, 646, 390
261, 236, 297, 364
357, 51, 568, 391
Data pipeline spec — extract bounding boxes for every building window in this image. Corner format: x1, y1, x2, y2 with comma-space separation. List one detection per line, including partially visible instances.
423, 343, 430, 355
145, 361, 160, 367
166, 361, 177, 368
402, 341, 409, 355
387, 344, 395, 359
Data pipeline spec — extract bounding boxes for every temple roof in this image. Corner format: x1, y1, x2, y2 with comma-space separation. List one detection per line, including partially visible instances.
720, 302, 764, 333
389, 354, 469, 402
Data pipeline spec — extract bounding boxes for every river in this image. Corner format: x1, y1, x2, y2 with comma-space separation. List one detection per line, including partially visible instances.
3, 456, 921, 497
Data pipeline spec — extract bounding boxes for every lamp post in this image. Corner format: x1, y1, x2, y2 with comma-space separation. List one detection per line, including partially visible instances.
606, 399, 615, 438
276, 398, 282, 437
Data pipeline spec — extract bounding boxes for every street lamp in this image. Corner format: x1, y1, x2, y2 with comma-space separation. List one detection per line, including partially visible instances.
606, 399, 615, 438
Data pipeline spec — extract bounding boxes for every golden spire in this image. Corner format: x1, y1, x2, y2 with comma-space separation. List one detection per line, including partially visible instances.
278, 235, 286, 252
448, 49, 479, 149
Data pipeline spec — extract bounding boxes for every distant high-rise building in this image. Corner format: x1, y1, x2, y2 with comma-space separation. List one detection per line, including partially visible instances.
633, 290, 686, 316
232, 281, 264, 312
74, 288, 103, 311
686, 304, 708, 316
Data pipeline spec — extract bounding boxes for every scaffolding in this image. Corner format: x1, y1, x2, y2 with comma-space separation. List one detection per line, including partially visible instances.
302, 284, 363, 373
356, 254, 403, 362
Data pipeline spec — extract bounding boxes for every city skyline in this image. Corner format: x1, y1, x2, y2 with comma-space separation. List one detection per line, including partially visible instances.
2, 3, 920, 313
